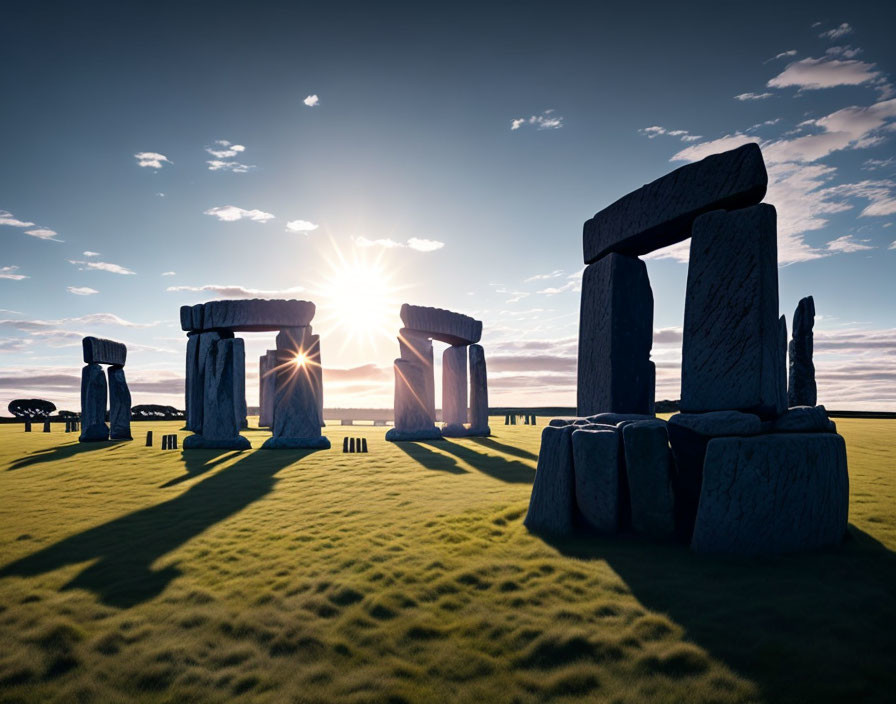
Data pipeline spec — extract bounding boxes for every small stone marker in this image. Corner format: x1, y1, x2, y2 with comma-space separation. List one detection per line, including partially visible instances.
361, 438, 368, 453
162, 435, 168, 450
146, 430, 153, 447
43, 421, 51, 432
170, 435, 178, 449
342, 437, 349, 452
349, 437, 356, 453
24, 420, 31, 432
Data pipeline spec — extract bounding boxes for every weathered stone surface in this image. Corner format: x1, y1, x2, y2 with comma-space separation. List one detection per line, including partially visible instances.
774, 405, 836, 433
79, 363, 109, 442
82, 336, 127, 366
577, 254, 654, 416
468, 344, 490, 436
232, 337, 247, 430
571, 428, 622, 534
692, 433, 849, 554
623, 420, 675, 538
667, 411, 761, 538
400, 304, 482, 345
385, 427, 443, 441
586, 413, 655, 426
263, 327, 326, 448
399, 329, 435, 421
194, 337, 249, 449
680, 204, 784, 418
259, 350, 277, 427
777, 315, 788, 414
789, 296, 817, 407
180, 299, 315, 332
306, 333, 324, 427
185, 331, 223, 433
583, 143, 768, 263
107, 366, 132, 440
442, 345, 468, 434
525, 426, 575, 535
549, 418, 575, 427
391, 359, 439, 437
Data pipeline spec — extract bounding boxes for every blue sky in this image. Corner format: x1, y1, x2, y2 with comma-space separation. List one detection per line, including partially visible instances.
1, 1, 894, 412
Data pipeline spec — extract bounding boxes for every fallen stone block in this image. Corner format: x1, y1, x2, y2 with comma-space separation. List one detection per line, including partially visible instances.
525, 425, 576, 536
82, 336, 127, 366
571, 428, 623, 534
773, 405, 836, 433
623, 420, 675, 538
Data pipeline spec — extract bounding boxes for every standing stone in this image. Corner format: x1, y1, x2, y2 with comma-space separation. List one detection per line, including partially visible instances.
185, 331, 224, 433
184, 338, 250, 449
692, 433, 849, 554
146, 430, 153, 447
571, 428, 623, 534
232, 337, 248, 430
577, 253, 655, 416
258, 353, 270, 427
680, 204, 784, 419
107, 365, 132, 440
386, 359, 441, 440
399, 330, 435, 423
304, 332, 324, 427
777, 315, 788, 414
262, 327, 329, 449
468, 344, 490, 436
259, 350, 277, 428
79, 363, 109, 442
441, 345, 468, 436
525, 425, 576, 536
789, 296, 817, 407
622, 420, 675, 538
24, 421, 31, 432
43, 420, 51, 432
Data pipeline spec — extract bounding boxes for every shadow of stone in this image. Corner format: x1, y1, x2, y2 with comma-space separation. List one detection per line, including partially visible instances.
0, 448, 318, 608
6, 441, 116, 471
394, 442, 469, 475
537, 524, 896, 703
468, 436, 539, 461
436, 440, 536, 484
159, 450, 240, 488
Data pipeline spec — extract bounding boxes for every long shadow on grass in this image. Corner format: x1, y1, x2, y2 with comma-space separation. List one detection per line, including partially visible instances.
394, 442, 469, 475
468, 436, 539, 462
160, 449, 240, 487
395, 440, 535, 483
542, 525, 896, 703
0, 448, 316, 608
6, 440, 125, 471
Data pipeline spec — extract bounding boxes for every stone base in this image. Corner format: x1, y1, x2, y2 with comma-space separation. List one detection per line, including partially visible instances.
525, 425, 576, 536
385, 428, 442, 442
79, 424, 109, 442
183, 435, 251, 450
109, 432, 133, 441
441, 423, 468, 437
261, 436, 331, 450
467, 426, 491, 437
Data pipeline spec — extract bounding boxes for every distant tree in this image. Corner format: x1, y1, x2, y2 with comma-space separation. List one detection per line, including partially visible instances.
131, 404, 184, 420
8, 399, 57, 419
57, 410, 79, 418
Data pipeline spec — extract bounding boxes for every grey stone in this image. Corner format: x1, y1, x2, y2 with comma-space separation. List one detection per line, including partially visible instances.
391, 358, 439, 437
442, 345, 468, 434
185, 331, 223, 433
183, 435, 251, 450
586, 413, 655, 425
232, 337, 247, 430
180, 299, 315, 332
400, 303, 482, 345
571, 428, 622, 534
82, 336, 127, 366
680, 204, 784, 418
577, 253, 654, 416
549, 418, 575, 427
623, 420, 675, 538
196, 337, 247, 449
306, 333, 324, 427
79, 363, 109, 442
789, 296, 817, 407
583, 143, 768, 263
399, 329, 435, 422
774, 405, 836, 433
261, 436, 330, 450
468, 344, 490, 436
107, 365, 132, 440
259, 350, 277, 428
777, 315, 788, 415
692, 433, 849, 554
668, 410, 762, 437
524, 425, 576, 536
385, 427, 443, 441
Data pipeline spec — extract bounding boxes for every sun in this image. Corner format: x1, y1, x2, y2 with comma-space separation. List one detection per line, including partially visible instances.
293, 352, 308, 367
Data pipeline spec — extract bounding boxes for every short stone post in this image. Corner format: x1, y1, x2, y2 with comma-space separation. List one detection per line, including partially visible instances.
146, 431, 153, 447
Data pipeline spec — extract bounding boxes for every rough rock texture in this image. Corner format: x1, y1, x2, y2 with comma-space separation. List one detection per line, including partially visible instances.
399, 329, 435, 421
442, 345, 468, 434
622, 420, 675, 538
571, 428, 622, 534
468, 344, 490, 436
82, 336, 127, 366
259, 350, 277, 428
194, 337, 249, 449
777, 315, 788, 414
789, 296, 817, 407
180, 299, 316, 332
258, 353, 270, 427
400, 304, 482, 345
107, 365, 132, 440
577, 253, 654, 416
185, 331, 224, 433
525, 426, 576, 536
583, 143, 768, 263
667, 411, 762, 539
587, 413, 655, 426
774, 405, 836, 433
680, 204, 784, 418
385, 427, 443, 441
692, 433, 849, 554
263, 327, 326, 448
79, 363, 109, 442
391, 359, 439, 437
232, 337, 248, 430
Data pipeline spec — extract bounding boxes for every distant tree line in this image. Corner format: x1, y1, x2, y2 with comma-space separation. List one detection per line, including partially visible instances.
6, 399, 184, 421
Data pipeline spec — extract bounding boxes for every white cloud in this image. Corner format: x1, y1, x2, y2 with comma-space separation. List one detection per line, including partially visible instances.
524, 270, 564, 282
68, 259, 136, 275
24, 228, 62, 242
161, 271, 176, 276
407, 237, 444, 252
767, 57, 880, 91
134, 152, 172, 168
285, 219, 319, 233
826, 235, 874, 253
537, 279, 580, 295
206, 160, 253, 173
862, 157, 896, 170
826, 45, 863, 59
0, 210, 35, 228
510, 110, 564, 130
823, 180, 896, 217
735, 92, 773, 101
67, 286, 99, 296
0, 266, 27, 280
353, 236, 445, 252
766, 49, 798, 63
166, 284, 305, 298
83, 251, 101, 257
303, 94, 319, 107
638, 125, 702, 142
890, 241, 896, 249
205, 139, 246, 158
819, 22, 853, 40
204, 205, 275, 222
0, 313, 157, 332
354, 236, 404, 249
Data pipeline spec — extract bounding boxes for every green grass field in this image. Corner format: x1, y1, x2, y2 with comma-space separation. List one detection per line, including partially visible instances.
0, 417, 894, 703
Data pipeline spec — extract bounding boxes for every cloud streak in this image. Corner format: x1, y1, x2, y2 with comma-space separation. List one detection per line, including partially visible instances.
204, 205, 275, 222
134, 152, 171, 168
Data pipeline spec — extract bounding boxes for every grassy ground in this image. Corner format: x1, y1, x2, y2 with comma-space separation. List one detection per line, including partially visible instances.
0, 417, 893, 704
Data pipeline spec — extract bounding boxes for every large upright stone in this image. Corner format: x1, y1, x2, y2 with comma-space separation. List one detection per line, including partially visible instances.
82, 336, 127, 366
184, 337, 250, 449
180, 299, 316, 332
79, 363, 109, 442
232, 337, 247, 430
262, 327, 329, 449
261, 350, 277, 428
680, 204, 784, 418
692, 433, 849, 554
442, 345, 468, 435
789, 296, 817, 407
468, 344, 490, 436
185, 331, 224, 433
583, 144, 768, 263
577, 253, 654, 416
387, 359, 441, 440
623, 420, 675, 538
525, 425, 576, 536
258, 353, 270, 427
305, 332, 324, 427
399, 329, 435, 422
400, 304, 482, 345
571, 428, 623, 534
107, 366, 132, 440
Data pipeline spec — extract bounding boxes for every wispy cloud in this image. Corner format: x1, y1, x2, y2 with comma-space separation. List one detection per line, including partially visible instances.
166, 284, 305, 298
407, 237, 444, 252
734, 92, 773, 101
524, 270, 564, 282
826, 235, 874, 253
0, 313, 157, 332
303, 94, 319, 107
0, 266, 28, 281
161, 271, 176, 276
511, 110, 564, 130
207, 160, 253, 173
67, 286, 99, 296
765, 49, 797, 63
24, 228, 62, 242
204, 205, 275, 222
0, 210, 34, 227
285, 219, 319, 233
83, 251, 100, 257
354, 236, 445, 252
68, 259, 136, 275
134, 151, 171, 168
862, 157, 895, 171
205, 139, 245, 158
826, 45, 863, 59
767, 57, 880, 91
818, 22, 853, 40
0, 210, 61, 241
638, 125, 702, 142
